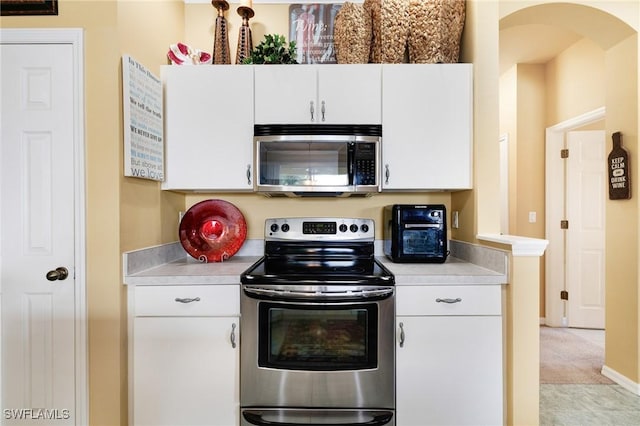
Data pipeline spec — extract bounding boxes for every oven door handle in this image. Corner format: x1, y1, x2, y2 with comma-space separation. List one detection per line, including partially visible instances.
242, 410, 393, 426
243, 286, 394, 301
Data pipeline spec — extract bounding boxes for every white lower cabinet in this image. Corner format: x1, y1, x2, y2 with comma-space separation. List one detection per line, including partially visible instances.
396, 285, 504, 426
130, 285, 240, 426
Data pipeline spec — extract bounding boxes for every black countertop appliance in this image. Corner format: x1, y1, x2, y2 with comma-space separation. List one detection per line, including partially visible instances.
383, 204, 448, 263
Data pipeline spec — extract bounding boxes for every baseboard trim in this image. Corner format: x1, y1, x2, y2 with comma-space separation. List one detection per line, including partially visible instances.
602, 365, 640, 395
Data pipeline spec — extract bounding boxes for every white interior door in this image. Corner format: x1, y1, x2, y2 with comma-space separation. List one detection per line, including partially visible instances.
566, 130, 606, 329
1, 41, 78, 424
545, 108, 605, 328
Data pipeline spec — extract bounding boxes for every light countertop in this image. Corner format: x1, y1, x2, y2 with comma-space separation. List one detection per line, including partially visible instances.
123, 241, 507, 286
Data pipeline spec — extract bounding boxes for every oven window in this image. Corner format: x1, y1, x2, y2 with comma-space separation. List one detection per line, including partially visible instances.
403, 229, 441, 255
258, 303, 378, 371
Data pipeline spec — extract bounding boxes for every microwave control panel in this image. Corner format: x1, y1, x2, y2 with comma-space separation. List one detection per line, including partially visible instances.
353, 143, 377, 186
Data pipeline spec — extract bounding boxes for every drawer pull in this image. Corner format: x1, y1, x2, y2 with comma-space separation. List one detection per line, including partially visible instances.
230, 323, 237, 349
399, 322, 405, 348
174, 297, 201, 304
436, 297, 462, 304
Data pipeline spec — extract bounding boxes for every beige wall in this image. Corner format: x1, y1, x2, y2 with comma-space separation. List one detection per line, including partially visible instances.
454, 0, 502, 242
515, 64, 546, 239
605, 33, 639, 384
545, 38, 606, 124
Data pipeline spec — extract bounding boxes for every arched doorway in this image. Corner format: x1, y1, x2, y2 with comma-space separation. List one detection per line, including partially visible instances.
499, 0, 638, 393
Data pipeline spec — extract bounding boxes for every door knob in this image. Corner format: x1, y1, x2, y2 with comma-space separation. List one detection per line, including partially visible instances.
46, 267, 69, 281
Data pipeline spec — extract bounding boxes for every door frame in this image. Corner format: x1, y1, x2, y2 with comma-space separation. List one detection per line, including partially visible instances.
545, 107, 605, 327
0, 28, 87, 424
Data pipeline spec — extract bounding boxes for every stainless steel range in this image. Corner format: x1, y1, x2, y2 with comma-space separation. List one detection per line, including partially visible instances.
240, 217, 395, 426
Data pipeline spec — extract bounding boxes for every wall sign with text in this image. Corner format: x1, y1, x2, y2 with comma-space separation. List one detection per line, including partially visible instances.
608, 131, 631, 200
289, 3, 341, 64
122, 55, 165, 181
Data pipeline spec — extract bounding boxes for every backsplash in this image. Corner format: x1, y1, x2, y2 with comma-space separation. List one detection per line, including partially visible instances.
449, 239, 508, 275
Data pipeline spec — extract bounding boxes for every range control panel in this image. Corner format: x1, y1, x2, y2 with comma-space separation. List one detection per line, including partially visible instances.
265, 217, 375, 241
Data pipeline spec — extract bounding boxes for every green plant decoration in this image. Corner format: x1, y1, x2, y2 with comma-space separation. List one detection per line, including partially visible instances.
243, 34, 298, 64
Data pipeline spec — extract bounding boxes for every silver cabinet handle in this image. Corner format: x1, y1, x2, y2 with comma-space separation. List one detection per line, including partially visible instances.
385, 164, 390, 185
436, 297, 462, 304
321, 100, 326, 122
310, 100, 315, 122
399, 322, 405, 348
230, 323, 237, 349
246, 164, 251, 185
174, 297, 201, 303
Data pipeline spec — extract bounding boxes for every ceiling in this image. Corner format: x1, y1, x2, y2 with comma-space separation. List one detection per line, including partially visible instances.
499, 24, 583, 74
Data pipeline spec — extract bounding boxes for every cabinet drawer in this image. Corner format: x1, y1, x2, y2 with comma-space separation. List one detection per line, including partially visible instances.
134, 285, 239, 317
396, 285, 501, 316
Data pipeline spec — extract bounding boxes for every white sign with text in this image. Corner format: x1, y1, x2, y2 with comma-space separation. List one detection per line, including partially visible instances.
122, 55, 164, 181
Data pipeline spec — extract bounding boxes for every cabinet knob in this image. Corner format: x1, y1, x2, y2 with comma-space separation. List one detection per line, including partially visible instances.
321, 100, 326, 122
310, 101, 315, 122
246, 164, 252, 185
399, 322, 405, 348
385, 164, 390, 185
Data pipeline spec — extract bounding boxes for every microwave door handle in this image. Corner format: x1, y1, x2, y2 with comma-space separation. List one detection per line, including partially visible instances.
347, 142, 355, 185
404, 223, 441, 229
242, 410, 393, 426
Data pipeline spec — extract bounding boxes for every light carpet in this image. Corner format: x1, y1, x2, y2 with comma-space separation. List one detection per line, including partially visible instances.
540, 326, 614, 385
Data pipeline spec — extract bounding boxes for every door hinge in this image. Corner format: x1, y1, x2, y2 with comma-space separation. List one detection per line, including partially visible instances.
561, 149, 569, 158
561, 290, 569, 300
560, 220, 569, 229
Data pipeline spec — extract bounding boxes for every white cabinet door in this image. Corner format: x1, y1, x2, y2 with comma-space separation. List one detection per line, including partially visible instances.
254, 65, 317, 124
382, 64, 472, 190
161, 65, 254, 191
316, 65, 381, 124
254, 64, 381, 124
396, 315, 503, 426
133, 316, 239, 426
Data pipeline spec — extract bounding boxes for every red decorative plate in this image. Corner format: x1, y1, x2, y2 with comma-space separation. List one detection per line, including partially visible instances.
179, 199, 247, 262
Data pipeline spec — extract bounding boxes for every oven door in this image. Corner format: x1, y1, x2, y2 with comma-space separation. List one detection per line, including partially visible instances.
240, 285, 395, 411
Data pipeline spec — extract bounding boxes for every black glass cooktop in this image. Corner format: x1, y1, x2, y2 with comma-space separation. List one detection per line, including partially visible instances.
240, 256, 395, 286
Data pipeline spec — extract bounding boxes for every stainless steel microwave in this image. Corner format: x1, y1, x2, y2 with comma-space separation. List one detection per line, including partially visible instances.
254, 124, 381, 197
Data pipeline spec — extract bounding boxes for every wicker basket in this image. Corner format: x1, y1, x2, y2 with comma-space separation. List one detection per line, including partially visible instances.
363, 0, 409, 64
408, 0, 465, 63
333, 2, 372, 64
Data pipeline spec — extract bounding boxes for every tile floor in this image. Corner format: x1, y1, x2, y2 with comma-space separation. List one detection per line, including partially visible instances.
540, 328, 640, 425
540, 384, 640, 425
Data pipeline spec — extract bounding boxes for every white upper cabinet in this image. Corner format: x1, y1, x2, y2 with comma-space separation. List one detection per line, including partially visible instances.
381, 64, 473, 191
254, 64, 382, 124
161, 65, 254, 191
